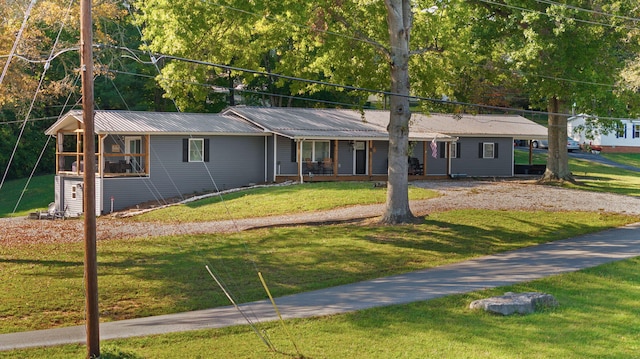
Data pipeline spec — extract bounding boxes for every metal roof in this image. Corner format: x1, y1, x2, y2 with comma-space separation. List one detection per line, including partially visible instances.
224, 107, 451, 141
45, 110, 267, 136
46, 108, 542, 141
362, 111, 548, 139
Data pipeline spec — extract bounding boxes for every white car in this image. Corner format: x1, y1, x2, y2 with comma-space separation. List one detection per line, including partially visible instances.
566, 137, 580, 152
531, 139, 548, 149
532, 138, 580, 152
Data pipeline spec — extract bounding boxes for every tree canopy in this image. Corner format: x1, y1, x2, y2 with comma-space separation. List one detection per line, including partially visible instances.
3, 0, 640, 192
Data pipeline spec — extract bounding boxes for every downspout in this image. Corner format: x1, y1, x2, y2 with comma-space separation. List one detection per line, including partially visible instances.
447, 141, 452, 177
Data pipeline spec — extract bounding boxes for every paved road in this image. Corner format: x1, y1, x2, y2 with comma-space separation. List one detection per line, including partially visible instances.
568, 151, 640, 172
2, 222, 640, 351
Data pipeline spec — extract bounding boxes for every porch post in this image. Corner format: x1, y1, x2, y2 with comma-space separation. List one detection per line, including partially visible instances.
298, 140, 303, 183
368, 140, 373, 176
422, 140, 427, 175
56, 132, 63, 173
76, 130, 82, 175
145, 135, 150, 175
446, 142, 452, 176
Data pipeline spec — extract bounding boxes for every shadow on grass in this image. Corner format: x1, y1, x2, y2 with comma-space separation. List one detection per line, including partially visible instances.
340, 257, 640, 358
3, 211, 630, 330
92, 214, 595, 320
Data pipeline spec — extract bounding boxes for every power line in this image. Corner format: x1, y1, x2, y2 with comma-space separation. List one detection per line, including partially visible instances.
477, 0, 640, 30
533, 0, 640, 23
0, 115, 63, 125
0, 0, 75, 191
0, 0, 37, 87
102, 44, 637, 120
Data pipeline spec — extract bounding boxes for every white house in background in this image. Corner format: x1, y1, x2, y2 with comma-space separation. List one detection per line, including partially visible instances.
568, 114, 640, 153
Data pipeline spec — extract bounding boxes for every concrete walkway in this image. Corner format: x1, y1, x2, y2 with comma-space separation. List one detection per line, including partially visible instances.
2, 222, 640, 351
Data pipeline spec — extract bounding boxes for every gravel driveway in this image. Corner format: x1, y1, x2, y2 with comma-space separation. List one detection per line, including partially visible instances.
2, 179, 639, 245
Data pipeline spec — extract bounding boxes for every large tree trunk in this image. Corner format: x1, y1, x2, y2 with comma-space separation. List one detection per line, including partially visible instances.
380, 0, 414, 224
539, 96, 574, 183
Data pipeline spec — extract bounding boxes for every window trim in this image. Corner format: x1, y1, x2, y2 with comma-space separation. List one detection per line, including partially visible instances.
183, 138, 210, 163
189, 138, 205, 162
451, 142, 461, 159
480, 142, 498, 159
300, 140, 331, 162
616, 122, 627, 139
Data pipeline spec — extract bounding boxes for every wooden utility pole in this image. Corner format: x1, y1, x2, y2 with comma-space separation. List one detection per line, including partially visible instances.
80, 0, 100, 357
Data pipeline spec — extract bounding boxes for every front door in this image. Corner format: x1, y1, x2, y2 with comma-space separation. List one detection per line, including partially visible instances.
354, 141, 367, 175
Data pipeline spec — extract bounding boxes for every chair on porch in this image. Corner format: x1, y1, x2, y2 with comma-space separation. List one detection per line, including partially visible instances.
303, 158, 316, 174
321, 158, 333, 175
408, 157, 423, 175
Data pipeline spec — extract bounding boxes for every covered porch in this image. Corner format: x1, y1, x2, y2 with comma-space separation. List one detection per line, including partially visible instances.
52, 130, 150, 178
270, 136, 456, 184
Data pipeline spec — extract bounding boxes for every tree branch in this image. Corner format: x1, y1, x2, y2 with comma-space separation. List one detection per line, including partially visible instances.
324, 7, 391, 62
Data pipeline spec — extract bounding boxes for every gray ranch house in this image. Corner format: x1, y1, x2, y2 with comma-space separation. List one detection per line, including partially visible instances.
45, 108, 546, 216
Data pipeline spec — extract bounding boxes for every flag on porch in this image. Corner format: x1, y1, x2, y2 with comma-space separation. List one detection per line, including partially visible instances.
430, 138, 438, 158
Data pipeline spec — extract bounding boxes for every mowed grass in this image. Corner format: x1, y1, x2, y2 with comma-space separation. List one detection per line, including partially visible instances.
514, 150, 640, 197
7, 257, 640, 358
0, 174, 54, 217
568, 159, 640, 196
2, 210, 638, 335
134, 181, 439, 222
601, 153, 640, 168
3, 156, 640, 357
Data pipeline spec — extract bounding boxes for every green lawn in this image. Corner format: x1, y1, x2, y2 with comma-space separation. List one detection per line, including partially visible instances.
6, 257, 640, 358
2, 157, 640, 357
514, 150, 640, 197
601, 153, 640, 168
1, 210, 637, 335
0, 174, 54, 217
568, 158, 640, 196
513, 148, 547, 164
134, 181, 439, 222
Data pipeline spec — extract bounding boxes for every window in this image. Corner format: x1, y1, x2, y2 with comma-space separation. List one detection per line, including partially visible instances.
616, 122, 627, 139
479, 142, 499, 159
634, 124, 640, 139
301, 140, 330, 162
451, 142, 461, 158
438, 142, 461, 158
182, 138, 210, 162
190, 139, 204, 162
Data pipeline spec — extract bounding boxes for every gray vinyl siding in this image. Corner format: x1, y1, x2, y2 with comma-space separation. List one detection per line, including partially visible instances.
425, 142, 447, 175
336, 141, 353, 174
266, 135, 275, 182
371, 141, 389, 174
276, 136, 298, 175
57, 176, 101, 217
451, 137, 513, 177
101, 135, 267, 213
